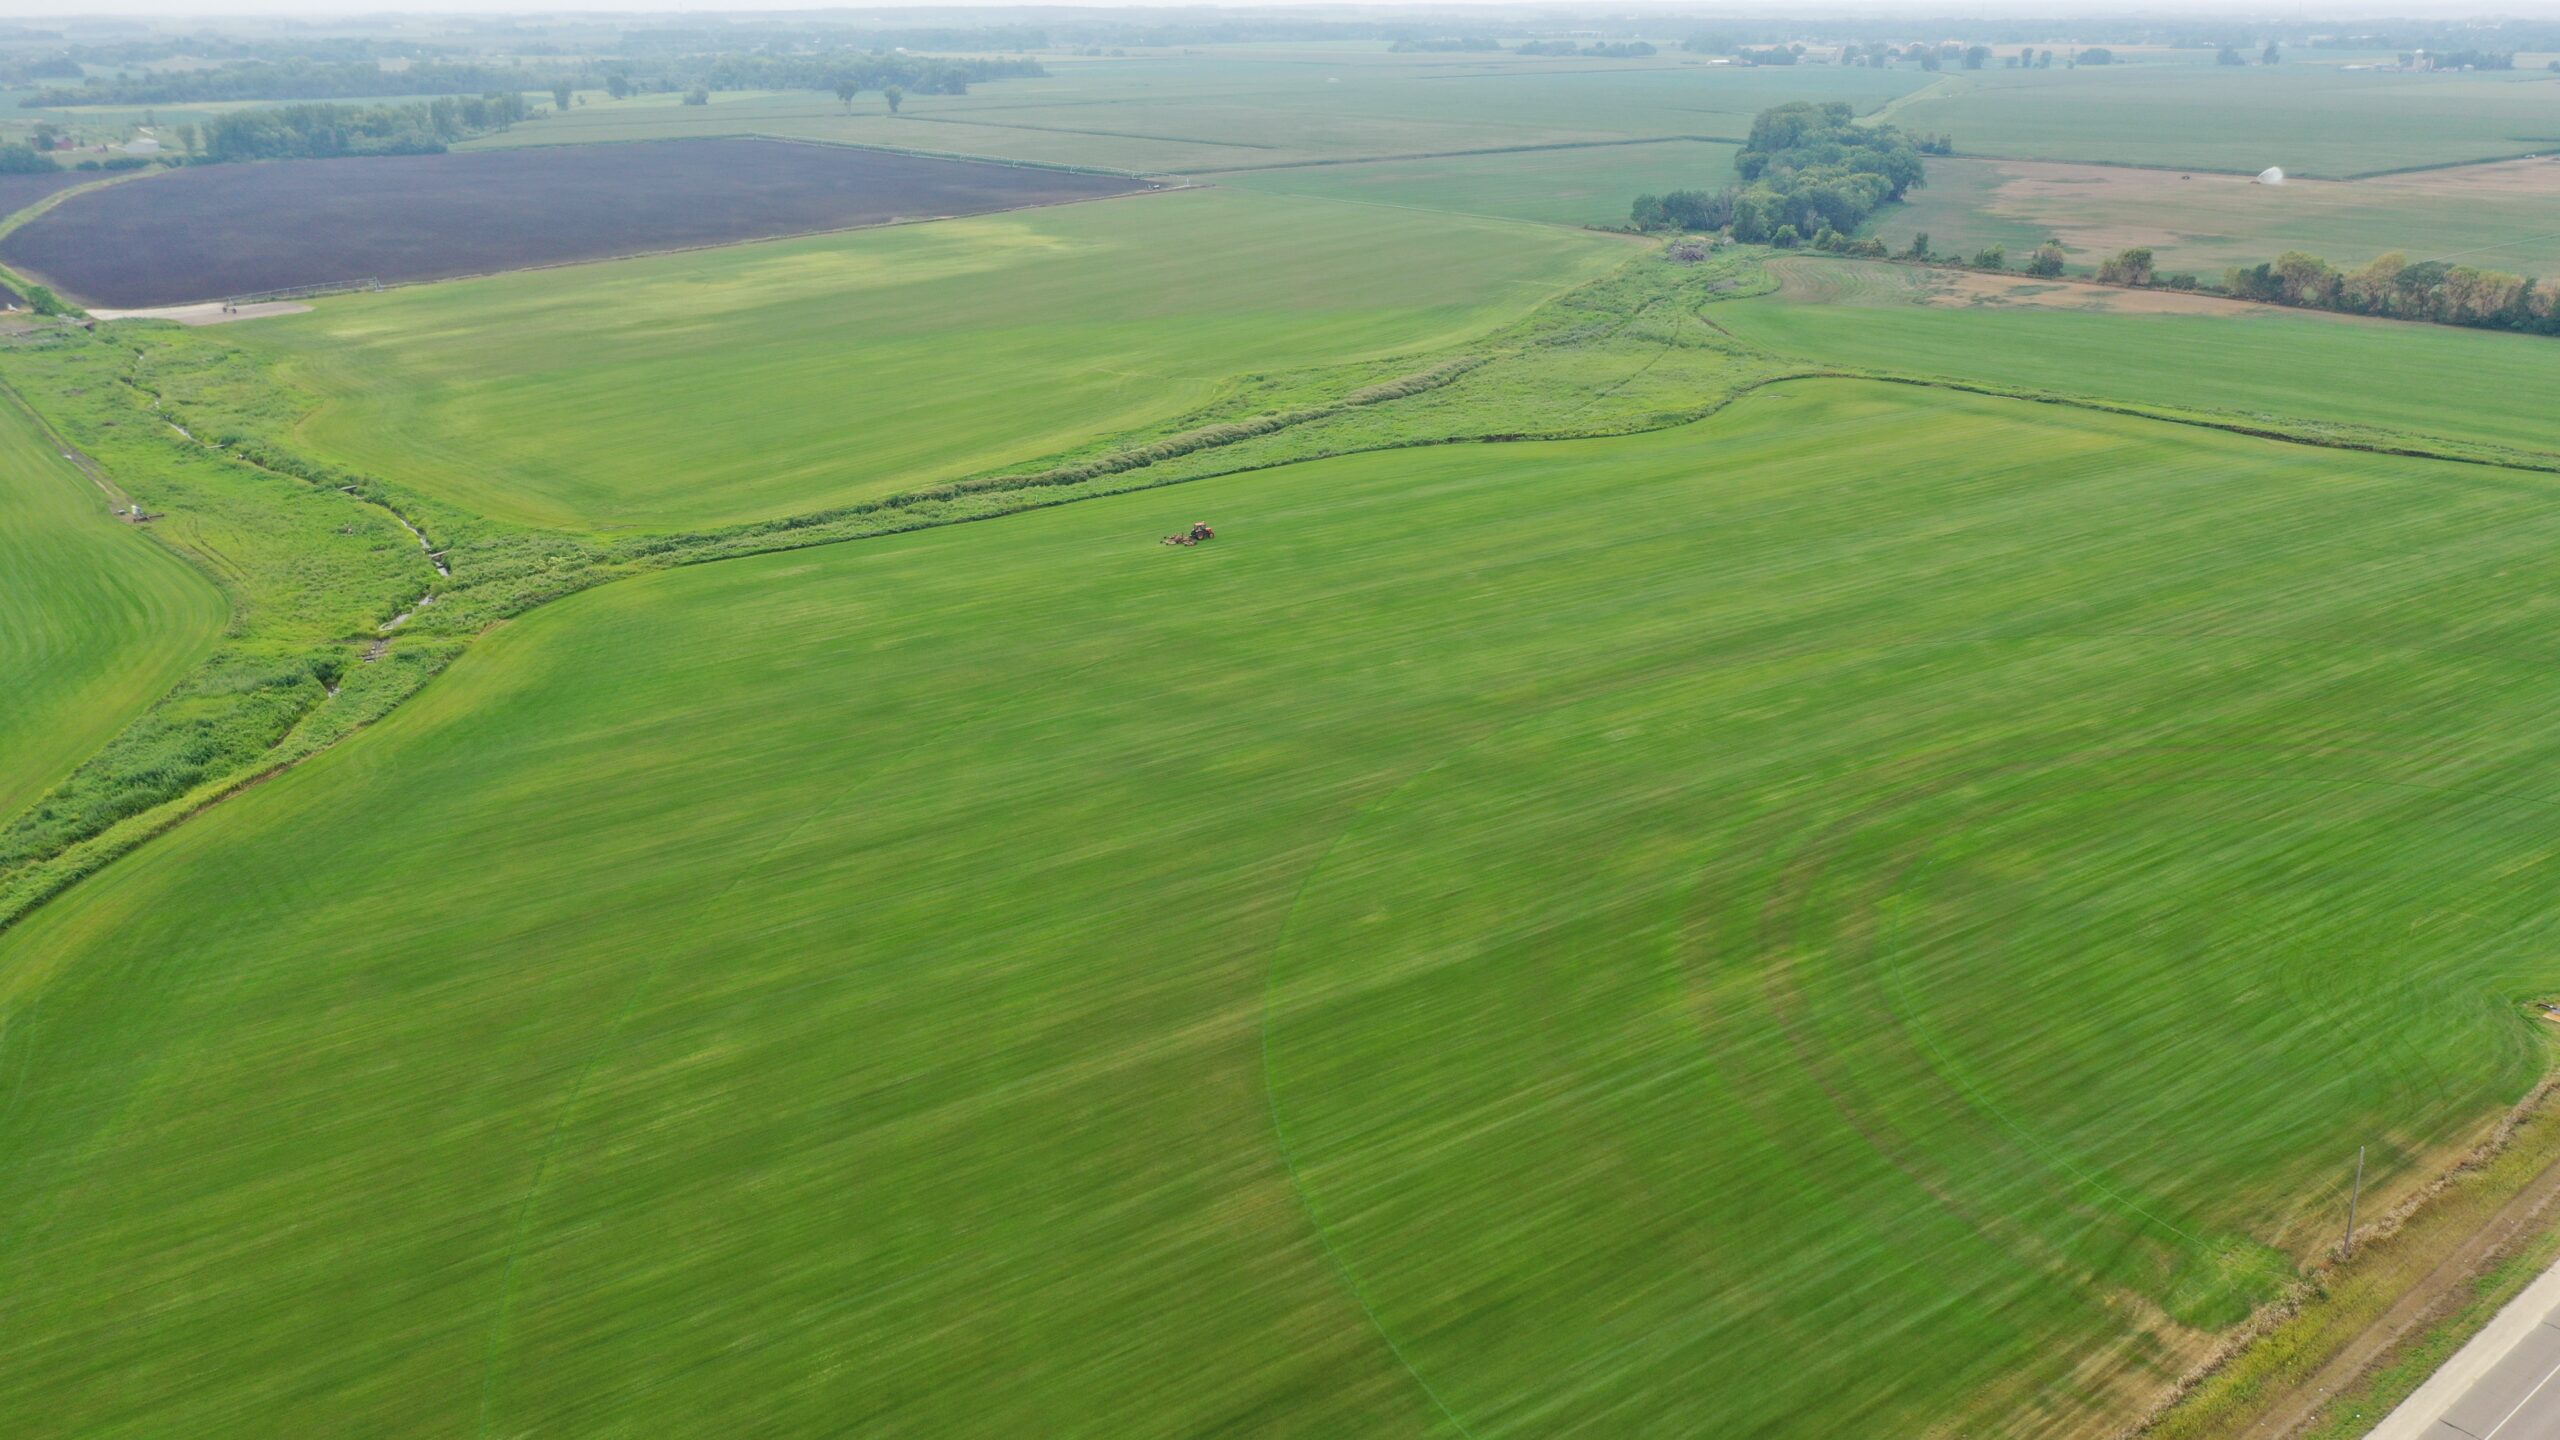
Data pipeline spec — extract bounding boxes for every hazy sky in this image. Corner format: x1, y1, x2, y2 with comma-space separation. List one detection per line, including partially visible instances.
25, 0, 2560, 21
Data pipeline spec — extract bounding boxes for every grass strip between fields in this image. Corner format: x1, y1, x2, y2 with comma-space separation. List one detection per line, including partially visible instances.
12, 242, 2560, 944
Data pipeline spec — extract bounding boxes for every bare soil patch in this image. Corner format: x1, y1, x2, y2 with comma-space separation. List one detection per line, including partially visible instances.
3, 138, 1155, 308
0, 166, 94, 223
1922, 268, 2259, 316
87, 300, 312, 327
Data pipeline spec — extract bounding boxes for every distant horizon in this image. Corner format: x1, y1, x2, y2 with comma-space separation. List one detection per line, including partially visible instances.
21, 1, 2560, 24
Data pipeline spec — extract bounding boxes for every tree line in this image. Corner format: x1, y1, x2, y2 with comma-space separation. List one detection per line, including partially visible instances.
26, 59, 558, 108
1630, 102, 1926, 248
195, 94, 531, 162
2221, 251, 2557, 333
1922, 236, 2559, 337
23, 49, 1043, 112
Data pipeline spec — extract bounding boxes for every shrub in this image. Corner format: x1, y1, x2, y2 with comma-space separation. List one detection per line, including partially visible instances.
2095, 247, 2156, 286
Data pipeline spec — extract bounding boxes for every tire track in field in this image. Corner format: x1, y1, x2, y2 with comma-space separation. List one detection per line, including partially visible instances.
1260, 743, 1492, 1440
469, 735, 940, 1435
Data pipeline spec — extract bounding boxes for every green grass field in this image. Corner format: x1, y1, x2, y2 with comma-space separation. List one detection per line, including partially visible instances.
1887, 66, 2560, 176
0, 395, 224, 825
1714, 258, 2560, 460
232, 188, 1631, 532
464, 52, 1929, 173
1214, 138, 1741, 225
7, 379, 2558, 1435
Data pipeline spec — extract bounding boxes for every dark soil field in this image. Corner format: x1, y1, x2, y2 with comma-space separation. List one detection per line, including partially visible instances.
0, 166, 97, 222
4, 138, 1153, 308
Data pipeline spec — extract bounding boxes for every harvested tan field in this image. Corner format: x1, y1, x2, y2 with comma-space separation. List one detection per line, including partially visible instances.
1761, 256, 2320, 319
1923, 268, 2288, 316
1895, 155, 2560, 279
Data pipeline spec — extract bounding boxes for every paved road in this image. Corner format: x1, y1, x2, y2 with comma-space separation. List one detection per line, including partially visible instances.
2371, 1250, 2560, 1440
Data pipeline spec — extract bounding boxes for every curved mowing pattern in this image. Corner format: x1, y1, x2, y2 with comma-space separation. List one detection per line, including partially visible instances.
4, 383, 2559, 1434
0, 399, 224, 825
1265, 662, 2553, 1436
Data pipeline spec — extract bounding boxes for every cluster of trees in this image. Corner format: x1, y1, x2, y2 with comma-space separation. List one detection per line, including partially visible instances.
25, 59, 556, 108
1836, 42, 2071, 71
1515, 40, 1656, 57
673, 52, 1042, 98
2310, 20, 2560, 55
198, 94, 529, 162
2422, 49, 2515, 69
1386, 37, 1502, 53
22, 48, 1043, 115
0, 142, 55, 174
2223, 251, 2558, 332
1916, 234, 2551, 335
1631, 102, 1929, 244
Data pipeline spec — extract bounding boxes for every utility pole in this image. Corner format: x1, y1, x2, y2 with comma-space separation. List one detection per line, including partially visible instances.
2345, 1145, 2367, 1258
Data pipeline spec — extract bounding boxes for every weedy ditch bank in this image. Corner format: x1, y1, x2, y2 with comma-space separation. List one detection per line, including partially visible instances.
8, 243, 2556, 949
2138, 1062, 2560, 1440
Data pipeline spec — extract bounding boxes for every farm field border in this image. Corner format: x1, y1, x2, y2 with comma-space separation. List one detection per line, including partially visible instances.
16, 243, 2560, 941
13, 377, 2560, 1434
1166, 132, 1743, 174
0, 383, 227, 825
3, 139, 1164, 309
8, 233, 2560, 1431
231, 188, 1636, 532
1712, 254, 2560, 465
2140, 1077, 2560, 1440
112, 182, 1188, 315
1876, 154, 2560, 281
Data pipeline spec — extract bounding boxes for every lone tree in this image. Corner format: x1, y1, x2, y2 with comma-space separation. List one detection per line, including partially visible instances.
552, 82, 572, 111
884, 85, 904, 115
2025, 239, 2068, 277
605, 71, 632, 100
836, 79, 860, 110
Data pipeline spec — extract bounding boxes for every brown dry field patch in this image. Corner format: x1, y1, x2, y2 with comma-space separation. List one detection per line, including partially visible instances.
1950, 155, 2560, 274
1921, 267, 2272, 316
2380, 156, 2560, 198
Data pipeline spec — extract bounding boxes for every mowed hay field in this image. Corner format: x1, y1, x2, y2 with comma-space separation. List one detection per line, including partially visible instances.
0, 398, 225, 824
231, 188, 1632, 531
1884, 156, 2560, 281
1719, 258, 2560, 460
1884, 66, 2560, 176
7, 382, 2560, 1436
